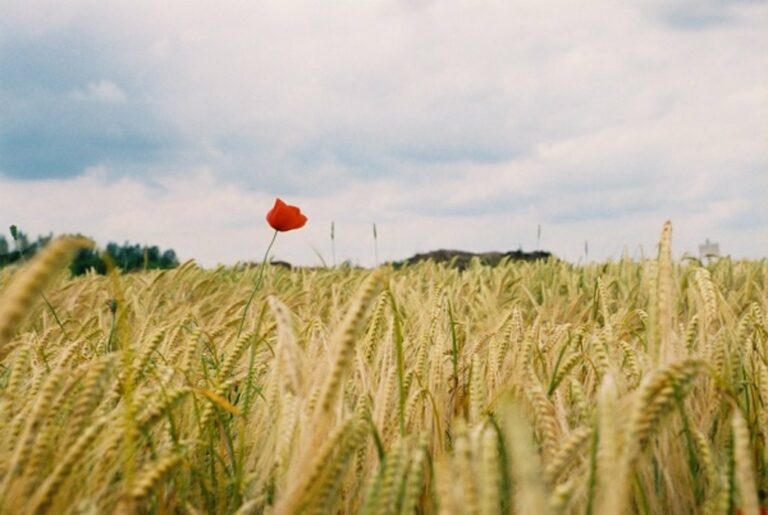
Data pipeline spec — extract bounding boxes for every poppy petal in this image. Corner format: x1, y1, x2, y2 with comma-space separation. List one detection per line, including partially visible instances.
266, 198, 308, 232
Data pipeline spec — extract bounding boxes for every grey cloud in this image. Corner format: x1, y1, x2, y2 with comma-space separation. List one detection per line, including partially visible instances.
0, 28, 179, 179
0, 93, 179, 179
648, 0, 768, 29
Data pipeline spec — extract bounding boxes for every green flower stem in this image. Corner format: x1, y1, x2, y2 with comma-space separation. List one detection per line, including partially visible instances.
236, 230, 278, 341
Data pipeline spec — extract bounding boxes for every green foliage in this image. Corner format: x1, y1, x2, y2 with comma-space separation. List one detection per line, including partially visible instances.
70, 242, 179, 275
0, 231, 52, 267
0, 230, 178, 275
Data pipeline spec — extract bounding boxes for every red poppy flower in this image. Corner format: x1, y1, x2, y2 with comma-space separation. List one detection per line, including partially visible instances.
266, 198, 308, 232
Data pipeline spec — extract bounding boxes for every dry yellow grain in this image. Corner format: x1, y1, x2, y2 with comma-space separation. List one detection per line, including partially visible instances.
1, 361, 70, 492
454, 427, 480, 515
479, 425, 501, 515
568, 379, 590, 422
375, 437, 407, 515
25, 415, 110, 514
129, 453, 183, 501
596, 374, 621, 515
269, 296, 305, 397
401, 437, 429, 514
544, 425, 592, 483
694, 268, 718, 328
308, 415, 367, 514
272, 392, 299, 486
733, 409, 759, 515
5, 345, 31, 399
503, 405, 550, 515
0, 236, 92, 346
469, 355, 485, 423
549, 477, 576, 514
655, 220, 675, 364
218, 329, 257, 381
612, 358, 704, 513
362, 291, 390, 363
525, 380, 560, 460
317, 269, 387, 415
684, 314, 700, 355
67, 355, 114, 446
131, 328, 166, 382
553, 352, 582, 391
691, 428, 718, 511
278, 417, 355, 514
0, 224, 761, 514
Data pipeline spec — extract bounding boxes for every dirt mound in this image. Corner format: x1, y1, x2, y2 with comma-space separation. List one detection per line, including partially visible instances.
395, 249, 552, 270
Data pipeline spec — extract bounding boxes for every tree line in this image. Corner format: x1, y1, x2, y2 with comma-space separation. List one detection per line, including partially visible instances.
0, 228, 179, 275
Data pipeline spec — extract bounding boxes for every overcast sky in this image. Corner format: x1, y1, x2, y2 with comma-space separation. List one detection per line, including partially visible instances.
1, 1, 766, 267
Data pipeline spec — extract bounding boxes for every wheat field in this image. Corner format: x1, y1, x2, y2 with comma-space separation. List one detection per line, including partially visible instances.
0, 224, 766, 514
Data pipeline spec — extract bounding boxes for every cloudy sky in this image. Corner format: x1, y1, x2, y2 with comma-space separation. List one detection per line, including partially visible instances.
1, 1, 766, 267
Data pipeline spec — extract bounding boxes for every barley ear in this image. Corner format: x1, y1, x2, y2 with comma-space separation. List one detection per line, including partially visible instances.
732, 409, 759, 515
649, 220, 676, 365
479, 424, 502, 515
316, 268, 387, 416
25, 415, 110, 514
544, 425, 592, 484
501, 404, 550, 515
128, 453, 183, 502
595, 373, 621, 515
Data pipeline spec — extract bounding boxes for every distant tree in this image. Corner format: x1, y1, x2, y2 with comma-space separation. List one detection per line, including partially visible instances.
7, 228, 44, 260
70, 241, 179, 275
13, 229, 30, 253
35, 233, 53, 248
70, 248, 107, 276
160, 249, 178, 269
0, 228, 32, 265
0, 236, 13, 267
0, 229, 179, 275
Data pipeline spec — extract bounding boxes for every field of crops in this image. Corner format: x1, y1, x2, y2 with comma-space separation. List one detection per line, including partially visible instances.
0, 225, 766, 514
